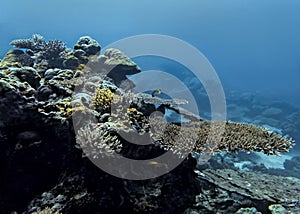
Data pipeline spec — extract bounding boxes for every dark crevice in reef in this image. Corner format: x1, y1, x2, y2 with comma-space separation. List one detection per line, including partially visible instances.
0, 126, 67, 213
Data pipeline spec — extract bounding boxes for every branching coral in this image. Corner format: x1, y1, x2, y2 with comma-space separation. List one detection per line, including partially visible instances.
149, 117, 293, 157
106, 92, 151, 133
41, 40, 66, 60
10, 34, 66, 64
10, 34, 46, 52
10, 34, 66, 56
75, 122, 122, 159
90, 88, 293, 158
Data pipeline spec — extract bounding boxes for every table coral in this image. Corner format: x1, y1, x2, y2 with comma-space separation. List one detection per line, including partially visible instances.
149, 118, 293, 157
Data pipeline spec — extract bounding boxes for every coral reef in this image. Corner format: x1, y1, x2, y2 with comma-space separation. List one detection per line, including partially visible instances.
81, 48, 141, 88
10, 34, 45, 52
0, 35, 298, 214
0, 49, 33, 68
7, 34, 102, 71
76, 122, 122, 159
10, 34, 66, 69
10, 34, 66, 58
92, 87, 116, 112
74, 36, 101, 56
149, 118, 293, 157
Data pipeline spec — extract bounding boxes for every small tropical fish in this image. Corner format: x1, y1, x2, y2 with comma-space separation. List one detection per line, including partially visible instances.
151, 88, 162, 97
149, 161, 159, 165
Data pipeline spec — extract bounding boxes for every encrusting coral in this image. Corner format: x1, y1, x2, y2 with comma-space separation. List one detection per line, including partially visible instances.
0, 49, 33, 68
74, 36, 101, 56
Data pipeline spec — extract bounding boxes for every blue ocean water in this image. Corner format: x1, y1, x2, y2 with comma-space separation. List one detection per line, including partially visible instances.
1, 1, 300, 152
1, 0, 300, 107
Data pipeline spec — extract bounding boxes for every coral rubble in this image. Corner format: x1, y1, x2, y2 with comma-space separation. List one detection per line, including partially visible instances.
194, 168, 300, 213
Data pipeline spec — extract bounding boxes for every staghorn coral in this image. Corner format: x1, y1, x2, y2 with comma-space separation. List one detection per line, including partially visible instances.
149, 117, 293, 157
75, 122, 122, 159
195, 121, 293, 155
41, 40, 66, 60
149, 117, 199, 158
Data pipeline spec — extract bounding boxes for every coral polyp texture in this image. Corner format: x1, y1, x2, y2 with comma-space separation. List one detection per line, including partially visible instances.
0, 35, 298, 213
150, 118, 293, 157
10, 34, 46, 52
76, 122, 122, 159
92, 87, 116, 112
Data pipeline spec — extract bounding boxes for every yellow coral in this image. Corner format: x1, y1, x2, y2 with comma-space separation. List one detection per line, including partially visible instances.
127, 107, 137, 114
65, 106, 86, 116
77, 63, 90, 73
3, 69, 10, 75
54, 99, 86, 118
93, 87, 115, 111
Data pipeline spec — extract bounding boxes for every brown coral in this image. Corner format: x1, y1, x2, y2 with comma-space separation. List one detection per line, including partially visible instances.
149, 118, 293, 157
